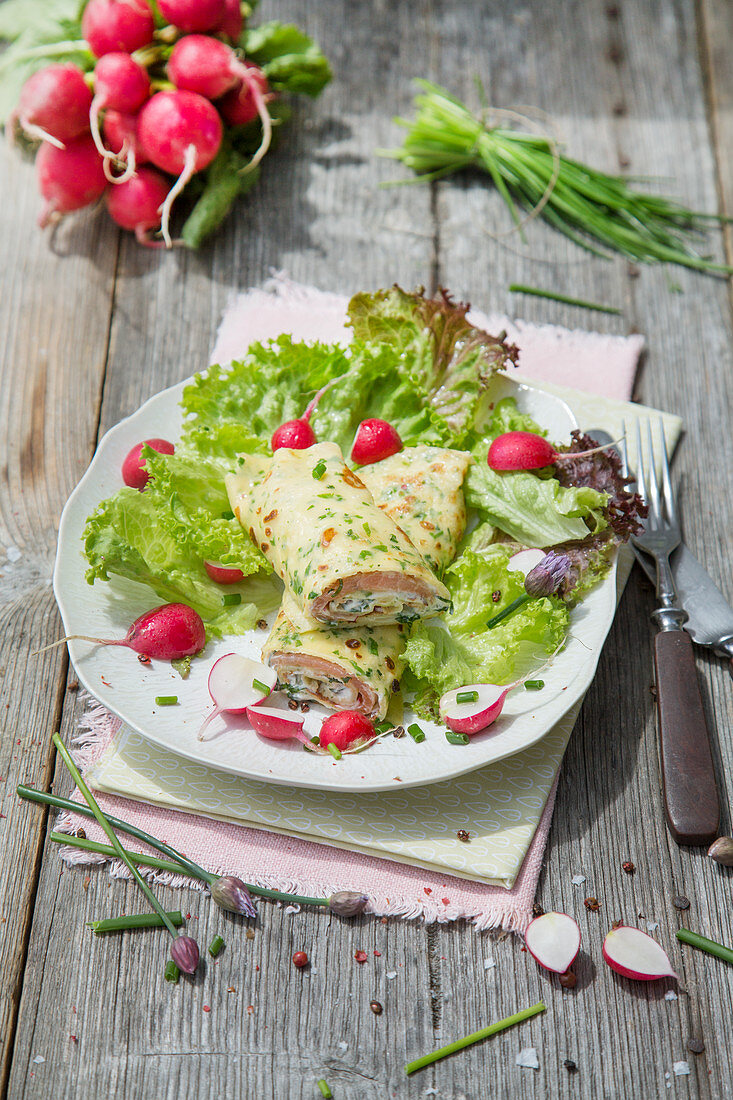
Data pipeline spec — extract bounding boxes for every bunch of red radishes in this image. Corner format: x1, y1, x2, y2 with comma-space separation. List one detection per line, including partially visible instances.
8, 0, 276, 248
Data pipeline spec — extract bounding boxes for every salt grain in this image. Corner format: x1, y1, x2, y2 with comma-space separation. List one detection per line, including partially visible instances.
673, 1062, 690, 1076
571, 874, 586, 886
516, 1047, 539, 1069
284, 904, 301, 915
646, 921, 659, 932
664, 991, 678, 1001
483, 957, 496, 970
337, 1041, 348, 1051
32, 1056, 45, 1065
6, 546, 21, 563
386, 970, 397, 980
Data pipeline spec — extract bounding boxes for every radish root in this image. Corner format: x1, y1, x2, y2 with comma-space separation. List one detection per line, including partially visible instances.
234, 63, 272, 173
159, 142, 197, 249
31, 634, 118, 656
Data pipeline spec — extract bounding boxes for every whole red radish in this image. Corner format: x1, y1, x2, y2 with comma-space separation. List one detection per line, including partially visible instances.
487, 431, 617, 472
90, 53, 150, 172
106, 167, 169, 245
36, 135, 107, 227
138, 90, 223, 246
158, 0, 225, 32
218, 64, 270, 127
215, 0, 244, 40
82, 0, 155, 58
122, 438, 175, 489
271, 419, 317, 451
102, 110, 149, 165
40, 603, 206, 660
351, 419, 402, 466
319, 711, 375, 752
167, 35, 239, 100
10, 64, 92, 148
203, 560, 246, 584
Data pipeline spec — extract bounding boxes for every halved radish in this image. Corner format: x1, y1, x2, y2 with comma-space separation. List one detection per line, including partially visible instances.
245, 704, 310, 745
439, 684, 509, 735
602, 926, 678, 982
198, 653, 276, 740
507, 548, 546, 577
525, 912, 581, 974
204, 560, 245, 584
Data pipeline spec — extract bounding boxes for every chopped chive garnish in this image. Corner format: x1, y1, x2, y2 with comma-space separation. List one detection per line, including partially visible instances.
312, 460, 327, 480
317, 1081, 333, 1099
509, 284, 622, 315
404, 1001, 546, 1075
164, 960, 180, 983
221, 509, 234, 520
486, 594, 532, 630
155, 695, 178, 706
252, 678, 271, 695
677, 928, 733, 966
456, 690, 479, 704
445, 730, 470, 746
310, 735, 320, 745
208, 934, 225, 958
222, 592, 241, 606
524, 679, 545, 690
408, 723, 426, 743
87, 911, 184, 934
374, 720, 392, 734
326, 742, 342, 760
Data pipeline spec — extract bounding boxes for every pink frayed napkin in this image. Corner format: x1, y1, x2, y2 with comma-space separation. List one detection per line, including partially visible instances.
58, 276, 645, 932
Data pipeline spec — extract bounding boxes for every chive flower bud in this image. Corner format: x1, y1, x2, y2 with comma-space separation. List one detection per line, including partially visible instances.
328, 890, 369, 917
170, 934, 200, 974
210, 875, 257, 918
524, 551, 572, 598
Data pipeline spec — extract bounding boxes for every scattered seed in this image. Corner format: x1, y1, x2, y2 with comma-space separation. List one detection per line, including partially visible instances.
202, 1005, 211, 1013
288, 699, 299, 711
67, 680, 79, 692
612, 919, 623, 929
584, 897, 600, 912
532, 902, 545, 917
392, 725, 406, 738
673, 895, 690, 911
137, 653, 151, 665
457, 829, 470, 842
391, 679, 400, 693
76, 827, 86, 839
245, 928, 255, 940
354, 950, 368, 964
622, 860, 636, 874
299, 702, 310, 713
292, 951, 308, 968
491, 590, 501, 603
563, 1058, 578, 1072
559, 969, 577, 989
687, 1038, 705, 1055
256, 619, 268, 630
369, 1000, 383, 1015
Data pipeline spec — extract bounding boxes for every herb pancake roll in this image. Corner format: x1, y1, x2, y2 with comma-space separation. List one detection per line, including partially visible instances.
226, 443, 451, 625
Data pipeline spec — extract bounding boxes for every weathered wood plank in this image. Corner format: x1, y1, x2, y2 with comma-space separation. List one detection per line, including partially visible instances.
698, 0, 733, 272
0, 125, 120, 1096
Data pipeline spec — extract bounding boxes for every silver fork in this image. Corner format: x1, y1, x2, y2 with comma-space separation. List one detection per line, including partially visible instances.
623, 419, 719, 846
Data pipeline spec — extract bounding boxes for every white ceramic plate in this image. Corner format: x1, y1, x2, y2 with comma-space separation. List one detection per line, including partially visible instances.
54, 374, 617, 792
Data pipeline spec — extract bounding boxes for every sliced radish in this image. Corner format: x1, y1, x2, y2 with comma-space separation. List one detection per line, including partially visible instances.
198, 654, 276, 741
245, 704, 310, 745
507, 548, 546, 577
439, 683, 509, 735
204, 560, 245, 584
602, 926, 678, 982
525, 912, 581, 974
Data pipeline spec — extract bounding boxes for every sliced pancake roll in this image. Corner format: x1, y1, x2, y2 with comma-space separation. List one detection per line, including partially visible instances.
226, 442, 451, 626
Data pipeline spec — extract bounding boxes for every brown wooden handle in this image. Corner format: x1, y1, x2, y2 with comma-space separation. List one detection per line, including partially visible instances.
654, 629, 720, 845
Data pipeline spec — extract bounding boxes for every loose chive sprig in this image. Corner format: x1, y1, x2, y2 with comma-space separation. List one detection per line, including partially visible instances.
509, 284, 622, 314
87, 911, 184, 934
382, 81, 732, 275
677, 928, 733, 966
405, 1001, 546, 1074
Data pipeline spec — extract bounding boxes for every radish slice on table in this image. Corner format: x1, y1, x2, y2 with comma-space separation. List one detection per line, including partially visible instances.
525, 912, 581, 974
199, 654, 277, 741
439, 684, 509, 735
602, 926, 678, 981
245, 705, 310, 745
507, 548, 546, 577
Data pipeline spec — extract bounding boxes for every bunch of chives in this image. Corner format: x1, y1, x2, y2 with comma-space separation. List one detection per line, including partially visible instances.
381, 81, 732, 275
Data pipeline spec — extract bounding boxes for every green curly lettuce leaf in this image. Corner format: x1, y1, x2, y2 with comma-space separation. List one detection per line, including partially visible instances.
405, 544, 569, 702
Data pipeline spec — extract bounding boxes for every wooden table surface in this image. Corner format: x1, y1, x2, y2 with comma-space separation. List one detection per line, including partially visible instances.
2, 1, 733, 1097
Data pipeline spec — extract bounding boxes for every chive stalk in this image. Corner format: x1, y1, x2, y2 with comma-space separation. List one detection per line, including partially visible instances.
222, 593, 241, 606
252, 678, 271, 695
455, 690, 479, 704
326, 742, 342, 760
405, 1001, 546, 1074
155, 695, 178, 706
445, 730, 470, 746
87, 911, 184, 934
486, 594, 532, 629
407, 723, 426, 743
509, 284, 621, 314
164, 960, 180, 983
49, 831, 194, 875
208, 935, 225, 958
677, 928, 733, 966
312, 460, 327, 480
51, 735, 184, 943
524, 680, 545, 690
317, 1081, 333, 1099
